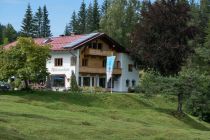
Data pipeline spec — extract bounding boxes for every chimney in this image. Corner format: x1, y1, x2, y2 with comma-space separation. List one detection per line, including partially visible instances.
60, 34, 65, 37
71, 32, 75, 36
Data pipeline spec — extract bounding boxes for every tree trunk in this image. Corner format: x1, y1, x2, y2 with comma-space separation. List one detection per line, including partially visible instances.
177, 93, 183, 113
24, 79, 29, 89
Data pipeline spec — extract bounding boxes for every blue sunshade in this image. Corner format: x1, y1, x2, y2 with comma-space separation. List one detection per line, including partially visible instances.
63, 32, 100, 49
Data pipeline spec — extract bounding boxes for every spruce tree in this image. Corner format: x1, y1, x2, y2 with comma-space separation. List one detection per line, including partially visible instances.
77, 0, 86, 34
86, 3, 94, 33
69, 11, 79, 33
92, 0, 100, 31
0, 24, 4, 45
70, 71, 80, 93
101, 0, 109, 16
34, 7, 43, 38
20, 4, 35, 37
42, 5, 51, 37
64, 24, 70, 36
4, 24, 17, 43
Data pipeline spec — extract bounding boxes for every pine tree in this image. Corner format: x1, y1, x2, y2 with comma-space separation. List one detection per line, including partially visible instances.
69, 11, 79, 33
4, 24, 17, 42
101, 0, 110, 17
86, 3, 94, 33
92, 0, 100, 31
70, 71, 80, 93
0, 24, 4, 45
20, 4, 35, 37
64, 24, 70, 36
77, 0, 86, 34
42, 5, 51, 37
34, 7, 43, 38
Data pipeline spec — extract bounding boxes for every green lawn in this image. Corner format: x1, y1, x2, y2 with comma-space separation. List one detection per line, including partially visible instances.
0, 91, 209, 140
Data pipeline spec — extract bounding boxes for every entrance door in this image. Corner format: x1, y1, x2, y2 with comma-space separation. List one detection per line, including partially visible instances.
99, 78, 106, 88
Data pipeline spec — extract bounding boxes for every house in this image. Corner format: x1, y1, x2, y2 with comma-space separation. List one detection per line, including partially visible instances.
4, 33, 139, 92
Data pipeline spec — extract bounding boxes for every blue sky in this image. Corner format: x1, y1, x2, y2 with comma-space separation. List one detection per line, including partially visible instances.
0, 0, 103, 36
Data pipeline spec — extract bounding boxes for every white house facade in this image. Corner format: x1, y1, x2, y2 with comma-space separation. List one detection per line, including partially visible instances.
5, 33, 139, 92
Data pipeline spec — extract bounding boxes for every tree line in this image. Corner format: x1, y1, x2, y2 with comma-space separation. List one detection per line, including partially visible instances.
0, 3, 51, 46
20, 4, 51, 38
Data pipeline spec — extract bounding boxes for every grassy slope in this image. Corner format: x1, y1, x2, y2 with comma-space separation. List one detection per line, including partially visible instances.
0, 91, 209, 140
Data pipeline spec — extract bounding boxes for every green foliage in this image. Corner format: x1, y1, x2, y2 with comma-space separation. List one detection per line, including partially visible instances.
92, 0, 100, 31
100, 0, 140, 47
86, 3, 94, 33
20, 4, 36, 37
81, 86, 104, 93
34, 7, 43, 38
70, 72, 81, 93
77, 0, 87, 34
0, 37, 51, 89
69, 11, 79, 33
42, 5, 51, 37
4, 24, 17, 42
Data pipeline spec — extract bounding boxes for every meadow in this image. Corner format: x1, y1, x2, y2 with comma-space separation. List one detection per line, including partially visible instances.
0, 91, 209, 140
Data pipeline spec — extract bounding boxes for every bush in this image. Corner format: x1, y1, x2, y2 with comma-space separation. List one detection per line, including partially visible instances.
137, 71, 176, 96
138, 69, 210, 122
70, 72, 81, 93
81, 86, 104, 93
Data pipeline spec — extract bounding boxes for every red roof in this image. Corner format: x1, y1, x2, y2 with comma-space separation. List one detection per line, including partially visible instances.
3, 33, 125, 52
4, 35, 85, 51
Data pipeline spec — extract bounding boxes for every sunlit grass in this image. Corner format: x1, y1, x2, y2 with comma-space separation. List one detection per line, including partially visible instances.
0, 91, 209, 140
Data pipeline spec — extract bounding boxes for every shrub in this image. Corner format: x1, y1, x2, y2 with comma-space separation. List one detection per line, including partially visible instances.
81, 86, 104, 93
70, 72, 81, 93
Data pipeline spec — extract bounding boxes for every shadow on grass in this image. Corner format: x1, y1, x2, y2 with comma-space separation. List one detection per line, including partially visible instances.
0, 91, 101, 107
124, 94, 210, 131
0, 111, 54, 121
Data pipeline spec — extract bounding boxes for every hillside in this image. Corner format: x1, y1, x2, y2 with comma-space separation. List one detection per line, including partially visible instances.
0, 91, 209, 140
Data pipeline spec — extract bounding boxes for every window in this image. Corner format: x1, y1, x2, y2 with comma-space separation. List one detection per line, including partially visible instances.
98, 43, 102, 50
108, 79, 114, 88
102, 59, 106, 67
54, 58, 63, 66
79, 77, 81, 86
83, 77, 90, 86
82, 59, 88, 66
126, 79, 130, 87
93, 43, 97, 49
71, 56, 77, 66
132, 80, 136, 87
128, 64, 133, 72
52, 75, 65, 87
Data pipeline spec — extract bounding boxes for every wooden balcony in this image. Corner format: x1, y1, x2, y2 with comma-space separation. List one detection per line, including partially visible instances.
85, 48, 113, 56
79, 67, 122, 75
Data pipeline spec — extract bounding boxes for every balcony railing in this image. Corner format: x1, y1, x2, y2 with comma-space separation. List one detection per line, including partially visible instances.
80, 67, 122, 75
85, 48, 113, 56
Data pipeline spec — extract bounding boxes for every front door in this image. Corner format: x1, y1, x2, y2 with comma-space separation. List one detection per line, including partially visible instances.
99, 78, 106, 88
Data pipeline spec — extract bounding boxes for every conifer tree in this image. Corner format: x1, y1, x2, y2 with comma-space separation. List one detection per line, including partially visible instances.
64, 24, 70, 36
101, 0, 110, 17
70, 71, 80, 93
42, 5, 51, 37
77, 0, 86, 34
4, 24, 17, 42
0, 24, 4, 45
20, 4, 35, 37
86, 3, 94, 33
69, 11, 79, 33
92, 0, 100, 31
34, 7, 43, 38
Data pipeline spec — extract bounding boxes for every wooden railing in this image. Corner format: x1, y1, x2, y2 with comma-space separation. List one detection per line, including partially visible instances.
85, 48, 113, 56
80, 67, 122, 75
